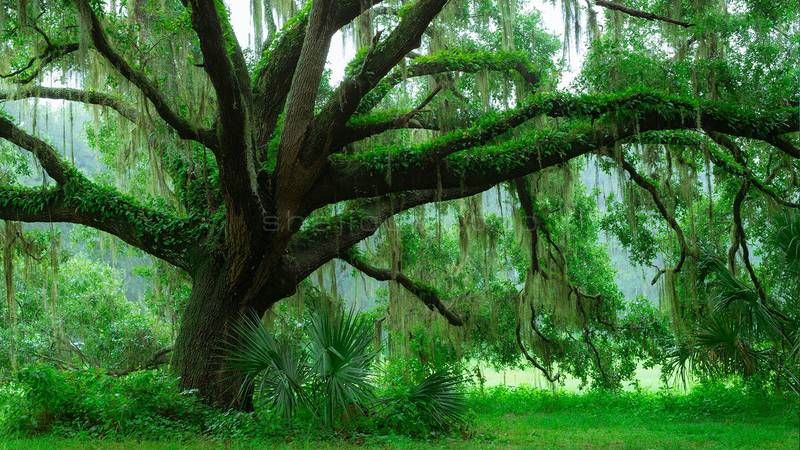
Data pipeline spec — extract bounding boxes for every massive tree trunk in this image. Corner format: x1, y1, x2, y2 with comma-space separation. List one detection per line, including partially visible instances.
171, 257, 264, 409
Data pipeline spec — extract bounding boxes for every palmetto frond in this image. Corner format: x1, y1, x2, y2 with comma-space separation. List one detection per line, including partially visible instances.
406, 370, 468, 430
225, 315, 310, 418
309, 308, 377, 426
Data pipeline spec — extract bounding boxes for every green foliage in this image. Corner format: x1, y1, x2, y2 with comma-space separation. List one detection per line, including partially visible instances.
226, 307, 468, 434
227, 308, 378, 428
0, 366, 213, 439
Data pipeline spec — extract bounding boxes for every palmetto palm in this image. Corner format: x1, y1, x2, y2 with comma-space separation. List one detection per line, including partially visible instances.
226, 308, 376, 426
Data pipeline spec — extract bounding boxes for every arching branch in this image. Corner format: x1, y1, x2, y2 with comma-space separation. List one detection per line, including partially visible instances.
355, 50, 543, 114
0, 115, 73, 184
289, 186, 489, 281
73, 0, 216, 149
340, 249, 464, 326
0, 43, 79, 85
0, 115, 202, 270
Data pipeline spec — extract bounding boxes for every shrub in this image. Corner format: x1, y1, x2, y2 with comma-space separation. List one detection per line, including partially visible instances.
0, 365, 213, 439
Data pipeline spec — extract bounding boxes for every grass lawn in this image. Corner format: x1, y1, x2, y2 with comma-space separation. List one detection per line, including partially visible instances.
3, 397, 797, 449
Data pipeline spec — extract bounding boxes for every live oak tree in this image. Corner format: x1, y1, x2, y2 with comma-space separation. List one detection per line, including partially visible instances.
0, 0, 797, 406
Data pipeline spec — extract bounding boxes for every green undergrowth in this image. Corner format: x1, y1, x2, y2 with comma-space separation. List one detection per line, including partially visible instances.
1, 367, 797, 448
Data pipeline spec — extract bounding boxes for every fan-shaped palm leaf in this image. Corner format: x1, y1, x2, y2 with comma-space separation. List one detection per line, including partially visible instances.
225, 315, 310, 418
309, 308, 377, 426
406, 370, 467, 430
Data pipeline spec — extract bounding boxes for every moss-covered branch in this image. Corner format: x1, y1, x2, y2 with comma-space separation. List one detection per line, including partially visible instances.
0, 114, 206, 270
307, 91, 799, 207
0, 183, 204, 271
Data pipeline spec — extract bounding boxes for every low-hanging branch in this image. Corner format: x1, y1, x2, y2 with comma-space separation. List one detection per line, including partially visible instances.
594, 0, 694, 28
515, 319, 560, 383
340, 249, 464, 326
731, 181, 768, 304
613, 153, 689, 274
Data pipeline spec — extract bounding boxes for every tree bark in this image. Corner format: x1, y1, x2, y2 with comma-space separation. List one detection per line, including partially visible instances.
171, 257, 256, 409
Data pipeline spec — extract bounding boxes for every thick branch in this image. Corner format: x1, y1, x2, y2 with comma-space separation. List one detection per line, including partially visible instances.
307, 92, 799, 208
340, 249, 464, 326
273, 0, 338, 210
252, 1, 383, 156
595, 0, 693, 28
0, 184, 202, 270
765, 135, 800, 159
289, 186, 489, 280
74, 0, 215, 148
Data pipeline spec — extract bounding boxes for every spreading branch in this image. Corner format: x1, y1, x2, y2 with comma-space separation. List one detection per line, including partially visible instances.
307, 92, 799, 209
0, 112, 201, 270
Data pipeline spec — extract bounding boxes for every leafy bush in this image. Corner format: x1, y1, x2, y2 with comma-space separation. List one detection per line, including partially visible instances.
0, 365, 237, 439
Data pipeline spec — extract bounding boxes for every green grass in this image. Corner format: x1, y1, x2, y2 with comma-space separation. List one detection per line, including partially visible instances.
3, 387, 798, 449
